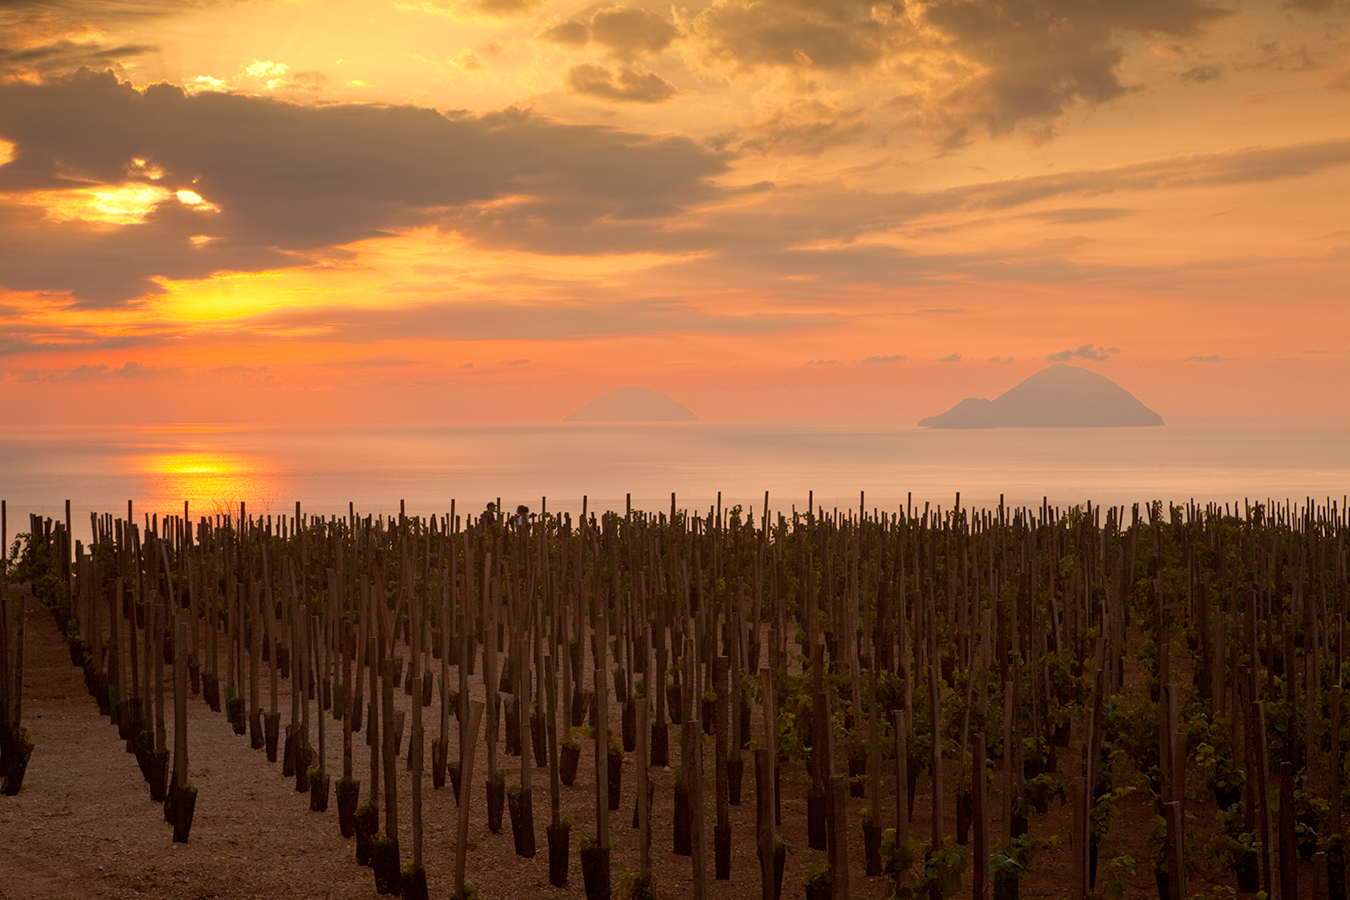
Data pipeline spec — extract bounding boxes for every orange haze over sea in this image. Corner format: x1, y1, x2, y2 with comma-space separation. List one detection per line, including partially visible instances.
4, 418, 1348, 534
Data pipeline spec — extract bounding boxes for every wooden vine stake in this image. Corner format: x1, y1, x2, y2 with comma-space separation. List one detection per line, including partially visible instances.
151, 598, 168, 802
455, 699, 485, 900
406, 675, 427, 900
249, 582, 262, 750
757, 667, 779, 900
372, 656, 401, 894
167, 617, 196, 841
637, 694, 652, 887
514, 632, 536, 858
973, 731, 988, 900
714, 654, 731, 880
36, 490, 1350, 900
545, 653, 568, 888
311, 613, 330, 811
893, 708, 910, 894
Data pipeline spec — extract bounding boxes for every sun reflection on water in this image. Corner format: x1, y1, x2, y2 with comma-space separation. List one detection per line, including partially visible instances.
137, 450, 276, 515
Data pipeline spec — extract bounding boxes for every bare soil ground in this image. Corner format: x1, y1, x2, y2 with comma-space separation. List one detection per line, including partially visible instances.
3, 588, 1275, 900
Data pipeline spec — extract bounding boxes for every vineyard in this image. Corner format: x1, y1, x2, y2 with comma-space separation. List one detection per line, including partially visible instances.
3, 493, 1349, 900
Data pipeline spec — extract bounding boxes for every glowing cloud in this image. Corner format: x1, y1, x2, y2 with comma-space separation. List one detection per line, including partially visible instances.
26, 184, 173, 225
176, 189, 220, 211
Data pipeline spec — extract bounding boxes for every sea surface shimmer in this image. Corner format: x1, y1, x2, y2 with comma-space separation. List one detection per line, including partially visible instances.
2, 416, 1347, 528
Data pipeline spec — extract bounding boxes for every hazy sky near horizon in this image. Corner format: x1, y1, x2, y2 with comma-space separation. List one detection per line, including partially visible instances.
0, 0, 1347, 425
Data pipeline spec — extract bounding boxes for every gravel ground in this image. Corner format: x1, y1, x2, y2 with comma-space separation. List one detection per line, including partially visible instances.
3, 585, 1256, 900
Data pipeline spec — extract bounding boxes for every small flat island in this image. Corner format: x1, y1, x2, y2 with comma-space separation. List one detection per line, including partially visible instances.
565, 386, 698, 421
919, 363, 1164, 428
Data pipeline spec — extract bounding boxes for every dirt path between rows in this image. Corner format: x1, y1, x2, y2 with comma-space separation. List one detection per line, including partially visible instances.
2, 588, 378, 900
4, 584, 1255, 900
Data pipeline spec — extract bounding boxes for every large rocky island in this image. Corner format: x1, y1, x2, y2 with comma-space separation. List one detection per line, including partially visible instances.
919, 363, 1164, 428
565, 386, 698, 421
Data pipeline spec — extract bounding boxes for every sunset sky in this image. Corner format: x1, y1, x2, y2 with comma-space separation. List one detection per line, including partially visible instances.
1, 0, 1347, 425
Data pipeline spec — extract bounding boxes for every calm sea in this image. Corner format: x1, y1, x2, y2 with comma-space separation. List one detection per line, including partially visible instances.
2, 417, 1347, 537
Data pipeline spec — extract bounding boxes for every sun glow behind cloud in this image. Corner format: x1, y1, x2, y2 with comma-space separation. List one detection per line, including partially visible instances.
153, 225, 709, 326
175, 189, 220, 212
26, 184, 174, 225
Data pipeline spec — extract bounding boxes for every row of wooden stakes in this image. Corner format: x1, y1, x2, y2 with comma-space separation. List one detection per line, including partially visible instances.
9, 491, 1350, 900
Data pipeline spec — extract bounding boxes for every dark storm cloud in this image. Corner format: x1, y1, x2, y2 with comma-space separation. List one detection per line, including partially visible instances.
541, 19, 590, 46
589, 7, 680, 57
742, 137, 1350, 247
691, 0, 1231, 143
0, 69, 728, 305
0, 198, 297, 307
435, 137, 1350, 289
1180, 64, 1224, 82
693, 0, 892, 72
0, 308, 167, 355
0, 335, 41, 356
5, 68, 1348, 311
956, 138, 1350, 207
475, 0, 539, 14
913, 0, 1233, 143
0, 39, 158, 79
1021, 207, 1132, 224
0, 0, 209, 17
681, 236, 1148, 292
1282, 0, 1350, 10
241, 296, 835, 341
0, 0, 228, 79
568, 63, 678, 102
739, 98, 868, 156
541, 7, 680, 57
